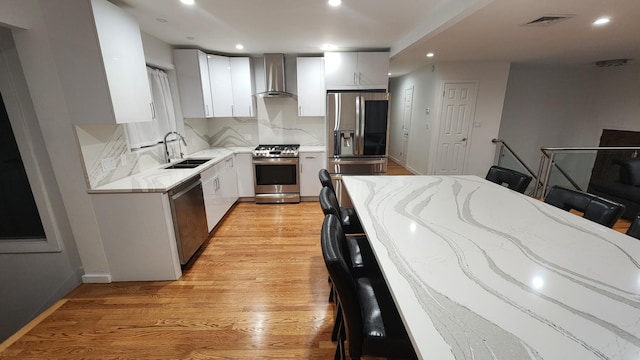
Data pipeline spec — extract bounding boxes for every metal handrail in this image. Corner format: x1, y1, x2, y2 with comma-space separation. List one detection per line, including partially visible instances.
541, 146, 640, 152
491, 139, 538, 180
537, 146, 640, 198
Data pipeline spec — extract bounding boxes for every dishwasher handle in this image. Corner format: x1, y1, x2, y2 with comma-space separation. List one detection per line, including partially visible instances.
169, 176, 202, 200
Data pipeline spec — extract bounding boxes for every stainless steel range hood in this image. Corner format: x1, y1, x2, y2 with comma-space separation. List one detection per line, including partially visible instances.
255, 54, 297, 99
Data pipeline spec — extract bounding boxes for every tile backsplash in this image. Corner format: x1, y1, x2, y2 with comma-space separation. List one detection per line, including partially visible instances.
76, 97, 326, 188
256, 97, 324, 145
76, 124, 182, 188
185, 96, 325, 146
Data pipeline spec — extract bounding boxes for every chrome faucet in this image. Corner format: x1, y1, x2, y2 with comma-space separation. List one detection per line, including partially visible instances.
163, 131, 188, 163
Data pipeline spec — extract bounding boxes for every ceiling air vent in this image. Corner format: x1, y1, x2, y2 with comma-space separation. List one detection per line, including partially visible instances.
522, 15, 573, 27
595, 59, 629, 67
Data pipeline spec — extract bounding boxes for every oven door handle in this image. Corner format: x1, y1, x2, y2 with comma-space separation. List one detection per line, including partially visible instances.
252, 158, 299, 165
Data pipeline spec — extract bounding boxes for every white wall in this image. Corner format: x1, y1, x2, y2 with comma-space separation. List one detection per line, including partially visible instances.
389, 64, 438, 174
498, 65, 596, 170
10, 0, 112, 283
0, 0, 30, 29
498, 64, 640, 189
390, 61, 511, 176
590, 65, 640, 139
432, 62, 511, 176
0, 2, 85, 342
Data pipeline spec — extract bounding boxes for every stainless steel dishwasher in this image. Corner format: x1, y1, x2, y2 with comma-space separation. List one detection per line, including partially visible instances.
168, 175, 208, 265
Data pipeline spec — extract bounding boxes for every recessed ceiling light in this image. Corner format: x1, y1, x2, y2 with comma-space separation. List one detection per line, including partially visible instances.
426, 52, 435, 58
156, 18, 168, 23
328, 0, 341, 7
186, 36, 195, 40
593, 17, 610, 26
180, 0, 195, 5
235, 44, 244, 50
388, 72, 391, 76
321, 44, 337, 51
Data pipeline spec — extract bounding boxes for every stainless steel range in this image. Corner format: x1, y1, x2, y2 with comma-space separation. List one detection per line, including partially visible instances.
252, 144, 300, 203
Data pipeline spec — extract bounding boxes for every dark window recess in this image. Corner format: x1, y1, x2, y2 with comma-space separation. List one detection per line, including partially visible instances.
0, 93, 45, 240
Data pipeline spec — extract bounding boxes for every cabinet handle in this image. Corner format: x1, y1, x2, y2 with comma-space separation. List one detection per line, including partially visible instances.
231, 105, 234, 116
353, 72, 358, 85
205, 104, 210, 117
358, 72, 362, 85
298, 105, 302, 116
305, 156, 316, 159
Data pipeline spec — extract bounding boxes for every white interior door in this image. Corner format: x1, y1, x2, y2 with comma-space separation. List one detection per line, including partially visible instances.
400, 86, 413, 164
435, 82, 477, 175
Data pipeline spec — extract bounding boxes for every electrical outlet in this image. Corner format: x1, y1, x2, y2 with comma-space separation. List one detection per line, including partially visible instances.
101, 157, 117, 171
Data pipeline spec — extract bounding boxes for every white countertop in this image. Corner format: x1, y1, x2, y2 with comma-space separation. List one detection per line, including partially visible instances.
88, 147, 244, 194
342, 175, 640, 360
88, 145, 325, 194
299, 145, 326, 152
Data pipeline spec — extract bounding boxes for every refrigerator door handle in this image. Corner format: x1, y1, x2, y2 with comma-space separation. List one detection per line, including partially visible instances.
360, 95, 366, 156
333, 93, 341, 155
355, 95, 361, 155
333, 158, 386, 165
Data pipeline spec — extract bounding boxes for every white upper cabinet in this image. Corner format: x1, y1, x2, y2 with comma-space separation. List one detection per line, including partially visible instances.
90, 0, 152, 124
207, 54, 233, 117
229, 57, 255, 117
357, 52, 390, 89
206, 55, 254, 118
296, 57, 326, 117
324, 51, 389, 91
173, 49, 214, 118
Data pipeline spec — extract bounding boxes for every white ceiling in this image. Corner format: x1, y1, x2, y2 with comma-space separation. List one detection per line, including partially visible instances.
117, 0, 640, 77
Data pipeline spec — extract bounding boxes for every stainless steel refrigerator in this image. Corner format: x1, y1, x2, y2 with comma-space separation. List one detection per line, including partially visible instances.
326, 91, 390, 204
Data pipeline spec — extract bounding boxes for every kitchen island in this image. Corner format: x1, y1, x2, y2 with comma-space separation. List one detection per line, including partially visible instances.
343, 175, 640, 360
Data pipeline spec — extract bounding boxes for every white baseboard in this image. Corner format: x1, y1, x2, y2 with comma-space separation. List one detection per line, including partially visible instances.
81, 273, 112, 283
405, 164, 422, 175
388, 155, 403, 164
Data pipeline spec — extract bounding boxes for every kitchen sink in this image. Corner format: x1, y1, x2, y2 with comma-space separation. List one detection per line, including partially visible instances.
164, 158, 212, 169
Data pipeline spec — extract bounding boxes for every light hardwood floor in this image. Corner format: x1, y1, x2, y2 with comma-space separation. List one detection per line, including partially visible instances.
0, 202, 336, 359
387, 159, 413, 175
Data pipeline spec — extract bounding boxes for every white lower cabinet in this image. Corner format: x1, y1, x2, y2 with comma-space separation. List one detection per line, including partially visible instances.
91, 192, 182, 281
201, 164, 223, 232
202, 155, 239, 232
300, 152, 326, 197
235, 153, 255, 197
220, 156, 239, 209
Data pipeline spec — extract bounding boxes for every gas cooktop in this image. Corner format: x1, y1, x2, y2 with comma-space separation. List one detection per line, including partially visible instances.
252, 144, 300, 158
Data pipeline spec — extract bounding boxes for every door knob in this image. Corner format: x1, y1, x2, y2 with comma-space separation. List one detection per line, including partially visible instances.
461, 137, 467, 142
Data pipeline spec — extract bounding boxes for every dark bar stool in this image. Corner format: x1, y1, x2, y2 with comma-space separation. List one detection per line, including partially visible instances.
544, 185, 626, 228
318, 177, 364, 235
485, 165, 532, 194
321, 214, 417, 360
627, 214, 640, 239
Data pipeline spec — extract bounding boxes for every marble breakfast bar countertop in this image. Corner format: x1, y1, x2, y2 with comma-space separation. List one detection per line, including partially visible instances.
88, 145, 325, 194
342, 175, 640, 360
